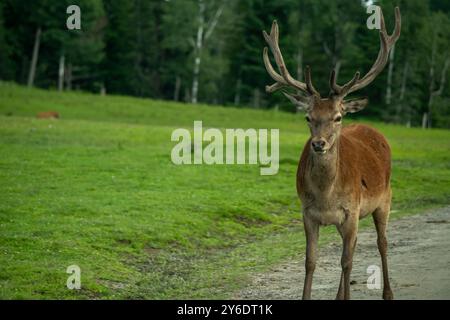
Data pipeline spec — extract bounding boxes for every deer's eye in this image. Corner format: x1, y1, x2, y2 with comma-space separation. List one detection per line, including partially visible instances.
305, 116, 311, 122
334, 116, 342, 122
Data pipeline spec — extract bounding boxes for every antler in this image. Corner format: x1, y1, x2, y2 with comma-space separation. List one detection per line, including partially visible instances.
263, 21, 320, 97
330, 7, 401, 98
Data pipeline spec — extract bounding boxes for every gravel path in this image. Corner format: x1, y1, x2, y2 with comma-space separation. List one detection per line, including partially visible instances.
235, 206, 450, 300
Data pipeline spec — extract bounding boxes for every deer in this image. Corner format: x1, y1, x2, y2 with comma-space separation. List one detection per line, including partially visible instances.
262, 7, 401, 300
37, 111, 60, 119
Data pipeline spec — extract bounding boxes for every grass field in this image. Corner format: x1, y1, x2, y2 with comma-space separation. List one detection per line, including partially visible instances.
0, 81, 449, 299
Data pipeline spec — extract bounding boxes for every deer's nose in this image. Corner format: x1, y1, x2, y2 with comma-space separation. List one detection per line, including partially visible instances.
311, 139, 326, 152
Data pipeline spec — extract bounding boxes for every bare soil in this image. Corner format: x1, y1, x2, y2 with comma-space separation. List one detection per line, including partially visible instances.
234, 206, 450, 300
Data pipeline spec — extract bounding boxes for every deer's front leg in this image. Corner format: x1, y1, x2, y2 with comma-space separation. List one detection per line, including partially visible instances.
302, 215, 319, 300
336, 217, 358, 300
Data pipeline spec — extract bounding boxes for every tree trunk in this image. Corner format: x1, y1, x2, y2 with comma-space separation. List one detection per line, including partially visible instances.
100, 83, 106, 96
58, 55, 65, 92
426, 57, 449, 128
426, 31, 437, 129
396, 59, 408, 123
27, 27, 41, 87
65, 63, 73, 90
322, 41, 341, 80
422, 112, 428, 129
191, 0, 225, 104
296, 47, 304, 111
399, 60, 408, 101
386, 44, 395, 105
234, 78, 241, 106
184, 87, 191, 103
253, 88, 260, 108
295, 48, 303, 114
296, 48, 303, 81
333, 59, 342, 81
191, 0, 205, 104
174, 76, 181, 101
426, 26, 449, 129
426, 93, 434, 129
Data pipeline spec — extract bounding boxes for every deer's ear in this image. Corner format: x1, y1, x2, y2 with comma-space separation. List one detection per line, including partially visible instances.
283, 92, 312, 112
342, 98, 368, 114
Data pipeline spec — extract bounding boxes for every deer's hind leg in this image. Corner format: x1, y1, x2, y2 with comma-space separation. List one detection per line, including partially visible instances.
373, 189, 394, 300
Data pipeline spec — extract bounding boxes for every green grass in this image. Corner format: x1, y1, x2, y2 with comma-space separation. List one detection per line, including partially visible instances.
0, 81, 449, 299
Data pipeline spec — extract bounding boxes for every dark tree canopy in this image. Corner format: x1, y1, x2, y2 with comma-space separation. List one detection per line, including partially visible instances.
0, 0, 449, 127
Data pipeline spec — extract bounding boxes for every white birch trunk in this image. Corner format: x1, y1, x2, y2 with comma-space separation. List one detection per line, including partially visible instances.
27, 27, 41, 87
427, 57, 450, 128
386, 44, 395, 105
191, 0, 225, 104
191, 0, 205, 104
397, 60, 409, 124
58, 55, 65, 92
296, 48, 303, 82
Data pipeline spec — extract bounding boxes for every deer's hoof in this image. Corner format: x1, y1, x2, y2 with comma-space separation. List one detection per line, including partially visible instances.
383, 289, 394, 300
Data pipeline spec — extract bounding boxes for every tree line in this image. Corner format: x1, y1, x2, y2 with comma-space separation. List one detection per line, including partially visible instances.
0, 0, 449, 128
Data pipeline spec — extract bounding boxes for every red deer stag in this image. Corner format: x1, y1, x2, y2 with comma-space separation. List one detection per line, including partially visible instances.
262, 7, 401, 300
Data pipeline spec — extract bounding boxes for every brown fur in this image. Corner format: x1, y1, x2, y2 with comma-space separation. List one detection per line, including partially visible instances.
37, 111, 59, 119
298, 124, 391, 208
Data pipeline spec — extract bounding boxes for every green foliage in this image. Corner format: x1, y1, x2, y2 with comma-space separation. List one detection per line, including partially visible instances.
433, 96, 450, 128
0, 1, 13, 79
0, 82, 449, 298
1, 0, 104, 89
0, 0, 449, 119
102, 0, 135, 94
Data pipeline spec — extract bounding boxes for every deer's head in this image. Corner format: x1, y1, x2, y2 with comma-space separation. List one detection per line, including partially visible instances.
263, 7, 401, 154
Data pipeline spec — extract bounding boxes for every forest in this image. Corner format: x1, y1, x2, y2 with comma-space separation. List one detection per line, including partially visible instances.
0, 0, 449, 128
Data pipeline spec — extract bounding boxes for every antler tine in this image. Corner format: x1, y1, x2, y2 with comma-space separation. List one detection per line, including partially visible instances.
331, 7, 401, 97
329, 70, 340, 94
391, 7, 401, 44
380, 6, 401, 45
342, 72, 360, 92
262, 21, 312, 94
266, 82, 285, 93
272, 18, 279, 43
357, 30, 389, 83
263, 47, 287, 86
283, 92, 301, 105
305, 66, 320, 97
330, 70, 360, 97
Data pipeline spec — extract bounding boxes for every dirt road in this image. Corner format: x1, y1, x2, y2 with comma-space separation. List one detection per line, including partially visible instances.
235, 206, 450, 300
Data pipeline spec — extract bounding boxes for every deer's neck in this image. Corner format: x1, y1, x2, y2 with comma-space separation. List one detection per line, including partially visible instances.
308, 137, 340, 194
